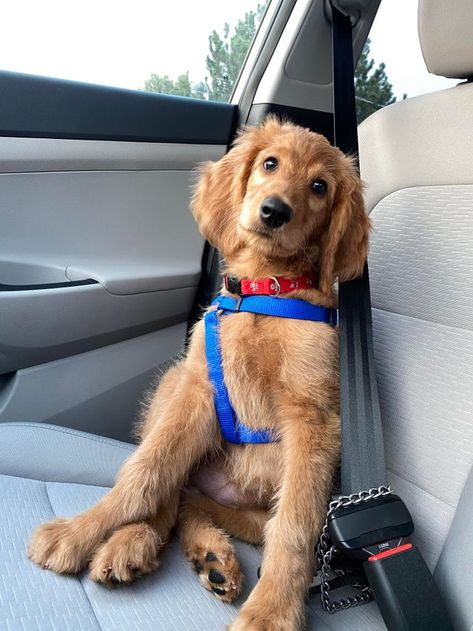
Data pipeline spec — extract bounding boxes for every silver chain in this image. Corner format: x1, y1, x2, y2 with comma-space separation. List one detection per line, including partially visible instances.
316, 485, 393, 614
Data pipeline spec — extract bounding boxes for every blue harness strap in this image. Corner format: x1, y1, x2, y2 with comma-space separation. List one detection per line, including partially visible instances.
204, 295, 338, 445
214, 295, 338, 324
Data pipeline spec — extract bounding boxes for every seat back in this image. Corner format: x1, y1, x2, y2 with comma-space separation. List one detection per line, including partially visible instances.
358, 1, 473, 628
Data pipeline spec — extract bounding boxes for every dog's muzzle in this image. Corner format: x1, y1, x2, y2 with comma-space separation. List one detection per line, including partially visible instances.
259, 197, 293, 229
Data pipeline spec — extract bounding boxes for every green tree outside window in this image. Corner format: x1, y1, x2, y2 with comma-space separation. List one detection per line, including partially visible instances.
143, 9, 402, 125
144, 3, 266, 101
355, 37, 404, 122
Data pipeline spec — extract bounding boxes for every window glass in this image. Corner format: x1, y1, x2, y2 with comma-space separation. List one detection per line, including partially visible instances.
0, 0, 267, 103
355, 0, 457, 122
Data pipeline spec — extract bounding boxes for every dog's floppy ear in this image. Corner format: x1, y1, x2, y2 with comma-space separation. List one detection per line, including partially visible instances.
319, 156, 371, 295
191, 124, 267, 254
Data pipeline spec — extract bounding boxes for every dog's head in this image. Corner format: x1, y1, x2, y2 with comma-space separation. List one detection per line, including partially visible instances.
191, 117, 370, 293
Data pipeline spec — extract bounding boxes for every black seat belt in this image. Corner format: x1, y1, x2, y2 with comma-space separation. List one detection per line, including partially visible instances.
313, 4, 455, 630
333, 0, 386, 492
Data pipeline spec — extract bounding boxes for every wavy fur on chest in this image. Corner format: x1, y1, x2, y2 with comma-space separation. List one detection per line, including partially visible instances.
190, 308, 341, 506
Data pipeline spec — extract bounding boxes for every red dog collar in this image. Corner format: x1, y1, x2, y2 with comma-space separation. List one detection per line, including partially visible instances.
224, 273, 318, 296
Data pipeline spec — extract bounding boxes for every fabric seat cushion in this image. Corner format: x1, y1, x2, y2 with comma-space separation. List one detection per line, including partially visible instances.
359, 81, 473, 630
0, 422, 384, 630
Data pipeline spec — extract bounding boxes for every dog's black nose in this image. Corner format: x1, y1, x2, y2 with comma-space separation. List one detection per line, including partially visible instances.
259, 197, 293, 228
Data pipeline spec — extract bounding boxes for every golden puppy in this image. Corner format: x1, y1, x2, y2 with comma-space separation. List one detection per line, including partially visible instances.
28, 117, 369, 631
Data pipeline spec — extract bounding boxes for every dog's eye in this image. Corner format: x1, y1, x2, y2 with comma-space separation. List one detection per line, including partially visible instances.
263, 157, 278, 171
310, 179, 327, 195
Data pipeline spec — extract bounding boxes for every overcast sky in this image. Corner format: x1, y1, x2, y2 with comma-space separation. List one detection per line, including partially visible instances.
0, 0, 457, 99
0, 0, 259, 90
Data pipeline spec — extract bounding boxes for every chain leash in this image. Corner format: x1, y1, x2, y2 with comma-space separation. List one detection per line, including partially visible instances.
316, 485, 393, 614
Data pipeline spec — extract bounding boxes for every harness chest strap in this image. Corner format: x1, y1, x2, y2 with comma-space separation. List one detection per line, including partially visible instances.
204, 295, 338, 445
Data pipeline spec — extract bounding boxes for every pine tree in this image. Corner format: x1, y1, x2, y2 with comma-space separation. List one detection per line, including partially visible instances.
143, 4, 266, 101
355, 38, 397, 122
143, 15, 401, 122
143, 72, 202, 99
206, 4, 266, 102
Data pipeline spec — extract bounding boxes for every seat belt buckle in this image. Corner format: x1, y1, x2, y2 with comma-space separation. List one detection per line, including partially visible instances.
327, 494, 414, 561
324, 493, 454, 630
364, 542, 454, 631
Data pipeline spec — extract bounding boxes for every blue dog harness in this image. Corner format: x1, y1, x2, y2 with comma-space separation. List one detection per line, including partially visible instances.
204, 294, 338, 445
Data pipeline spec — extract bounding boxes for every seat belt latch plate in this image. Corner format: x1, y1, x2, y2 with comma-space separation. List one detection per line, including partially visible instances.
327, 494, 414, 561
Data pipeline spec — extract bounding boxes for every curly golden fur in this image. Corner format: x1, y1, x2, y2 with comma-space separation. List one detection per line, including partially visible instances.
28, 117, 370, 631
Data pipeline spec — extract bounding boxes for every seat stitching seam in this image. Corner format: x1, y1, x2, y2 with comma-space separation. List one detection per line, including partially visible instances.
43, 481, 56, 517
387, 468, 457, 510
44, 481, 103, 631
0, 472, 114, 489
0, 422, 134, 451
78, 576, 104, 631
368, 182, 473, 216
1, 422, 134, 449
371, 306, 473, 334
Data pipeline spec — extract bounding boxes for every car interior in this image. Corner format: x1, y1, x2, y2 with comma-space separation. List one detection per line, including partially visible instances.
0, 0, 472, 629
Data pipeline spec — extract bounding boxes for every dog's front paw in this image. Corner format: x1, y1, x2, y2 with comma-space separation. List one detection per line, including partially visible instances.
28, 517, 93, 574
228, 604, 300, 631
89, 522, 162, 586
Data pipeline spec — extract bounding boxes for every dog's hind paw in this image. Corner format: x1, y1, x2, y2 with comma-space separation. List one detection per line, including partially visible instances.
186, 547, 243, 603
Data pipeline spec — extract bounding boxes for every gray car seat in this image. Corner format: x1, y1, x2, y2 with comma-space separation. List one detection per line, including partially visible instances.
358, 0, 473, 629
1, 1, 472, 629
0, 422, 385, 630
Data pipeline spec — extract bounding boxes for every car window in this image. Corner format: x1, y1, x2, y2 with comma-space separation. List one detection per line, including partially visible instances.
0, 0, 268, 103
355, 0, 457, 123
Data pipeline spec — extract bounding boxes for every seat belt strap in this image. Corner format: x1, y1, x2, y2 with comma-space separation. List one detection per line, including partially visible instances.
332, 3, 387, 494
328, 5, 455, 630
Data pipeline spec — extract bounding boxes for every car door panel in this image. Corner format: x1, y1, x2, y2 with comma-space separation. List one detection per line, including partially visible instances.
0, 325, 185, 440
0, 168, 206, 293
0, 283, 194, 373
0, 71, 235, 441
0, 136, 226, 172
0, 70, 235, 143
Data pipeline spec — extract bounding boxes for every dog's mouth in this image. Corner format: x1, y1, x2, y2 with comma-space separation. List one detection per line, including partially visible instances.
239, 223, 279, 240
239, 222, 304, 259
